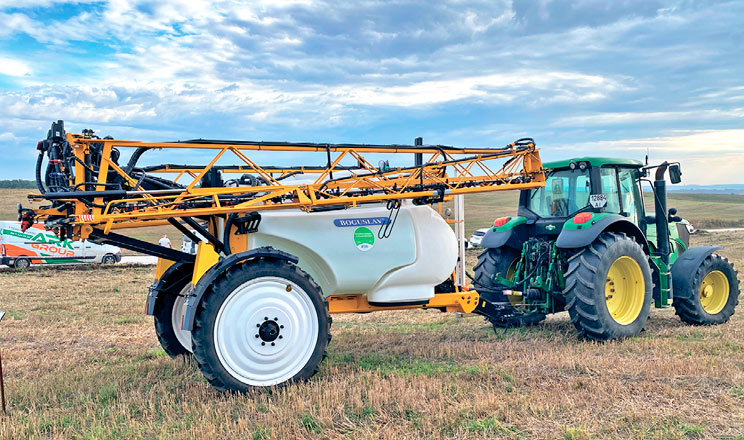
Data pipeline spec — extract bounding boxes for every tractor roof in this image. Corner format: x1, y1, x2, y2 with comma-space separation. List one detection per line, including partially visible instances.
544, 157, 643, 169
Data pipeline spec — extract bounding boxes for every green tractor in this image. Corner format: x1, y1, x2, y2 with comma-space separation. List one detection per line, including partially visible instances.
473, 157, 740, 340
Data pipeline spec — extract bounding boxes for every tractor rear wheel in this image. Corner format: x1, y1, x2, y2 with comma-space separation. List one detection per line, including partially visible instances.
564, 232, 652, 341
474, 247, 546, 328
673, 254, 739, 325
192, 259, 330, 392
154, 283, 193, 357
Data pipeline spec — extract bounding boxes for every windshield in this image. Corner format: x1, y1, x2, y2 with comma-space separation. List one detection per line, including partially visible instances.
527, 168, 591, 217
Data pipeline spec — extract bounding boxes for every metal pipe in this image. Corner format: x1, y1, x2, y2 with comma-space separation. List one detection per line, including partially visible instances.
0, 348, 5, 415
41, 188, 187, 200
168, 218, 204, 247
181, 216, 228, 255
654, 162, 670, 266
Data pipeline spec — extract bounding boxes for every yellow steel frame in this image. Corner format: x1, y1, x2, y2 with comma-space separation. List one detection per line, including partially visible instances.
31, 132, 545, 240
327, 291, 479, 314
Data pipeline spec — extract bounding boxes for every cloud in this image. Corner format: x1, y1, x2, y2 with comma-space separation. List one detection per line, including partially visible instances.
553, 129, 744, 156
332, 70, 625, 107
552, 109, 744, 126
547, 129, 744, 184
0, 0, 96, 6
0, 56, 31, 76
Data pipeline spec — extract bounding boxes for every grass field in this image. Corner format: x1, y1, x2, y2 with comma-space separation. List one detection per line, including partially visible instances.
0, 190, 743, 438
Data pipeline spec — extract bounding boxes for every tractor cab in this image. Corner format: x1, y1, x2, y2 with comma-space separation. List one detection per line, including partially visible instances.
515, 157, 645, 237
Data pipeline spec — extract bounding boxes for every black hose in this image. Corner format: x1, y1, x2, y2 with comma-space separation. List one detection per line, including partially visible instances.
45, 162, 55, 192
35, 152, 46, 194
124, 147, 148, 174
223, 213, 237, 255
377, 200, 401, 239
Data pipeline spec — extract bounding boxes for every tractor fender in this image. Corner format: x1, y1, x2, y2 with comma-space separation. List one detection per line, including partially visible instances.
180, 247, 299, 331
556, 215, 650, 253
480, 224, 526, 250
671, 246, 723, 299
145, 261, 193, 316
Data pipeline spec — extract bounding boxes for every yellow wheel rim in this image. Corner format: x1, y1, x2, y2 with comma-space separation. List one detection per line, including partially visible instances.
506, 259, 521, 306
699, 270, 729, 315
605, 256, 645, 325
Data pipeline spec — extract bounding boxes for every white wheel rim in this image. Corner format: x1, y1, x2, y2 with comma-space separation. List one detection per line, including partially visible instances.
172, 284, 193, 353
214, 276, 319, 386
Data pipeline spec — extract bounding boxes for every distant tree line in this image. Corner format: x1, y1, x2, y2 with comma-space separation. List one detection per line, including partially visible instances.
0, 179, 37, 189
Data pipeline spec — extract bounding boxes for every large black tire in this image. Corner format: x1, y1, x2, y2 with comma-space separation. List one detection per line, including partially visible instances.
154, 283, 193, 357
673, 254, 739, 325
473, 247, 546, 327
192, 259, 331, 392
564, 232, 653, 341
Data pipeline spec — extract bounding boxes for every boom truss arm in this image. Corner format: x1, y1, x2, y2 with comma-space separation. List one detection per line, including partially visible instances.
28, 121, 545, 240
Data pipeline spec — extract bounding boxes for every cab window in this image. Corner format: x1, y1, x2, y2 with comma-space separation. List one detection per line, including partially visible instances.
600, 168, 621, 213
600, 167, 641, 222
618, 168, 640, 223
527, 168, 591, 217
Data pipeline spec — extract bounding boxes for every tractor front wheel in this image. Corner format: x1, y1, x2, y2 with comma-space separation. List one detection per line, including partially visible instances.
191, 259, 330, 392
564, 232, 652, 341
673, 254, 739, 325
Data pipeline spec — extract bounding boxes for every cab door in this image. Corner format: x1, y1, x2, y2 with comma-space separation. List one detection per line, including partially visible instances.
617, 167, 643, 224
599, 166, 643, 224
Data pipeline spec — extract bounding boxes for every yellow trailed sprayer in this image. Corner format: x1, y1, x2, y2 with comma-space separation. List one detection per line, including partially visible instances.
20, 120, 545, 391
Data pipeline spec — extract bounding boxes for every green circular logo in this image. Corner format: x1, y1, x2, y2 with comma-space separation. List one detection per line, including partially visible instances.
353, 227, 375, 251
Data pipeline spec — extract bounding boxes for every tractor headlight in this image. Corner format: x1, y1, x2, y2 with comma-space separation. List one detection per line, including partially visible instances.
569, 161, 576, 170
578, 161, 587, 170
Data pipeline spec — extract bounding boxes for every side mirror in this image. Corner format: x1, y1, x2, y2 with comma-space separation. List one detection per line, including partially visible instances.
669, 164, 682, 184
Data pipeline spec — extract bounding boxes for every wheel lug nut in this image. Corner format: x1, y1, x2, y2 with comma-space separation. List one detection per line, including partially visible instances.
274, 317, 278, 321
255, 334, 259, 338
279, 335, 283, 339
261, 342, 265, 346
271, 342, 275, 346
280, 325, 284, 329
264, 317, 268, 321
256, 324, 260, 327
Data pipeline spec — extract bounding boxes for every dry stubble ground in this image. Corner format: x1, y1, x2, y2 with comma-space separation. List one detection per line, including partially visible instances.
0, 230, 742, 439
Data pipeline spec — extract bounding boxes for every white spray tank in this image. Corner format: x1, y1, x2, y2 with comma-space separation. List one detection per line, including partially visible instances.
243, 201, 458, 303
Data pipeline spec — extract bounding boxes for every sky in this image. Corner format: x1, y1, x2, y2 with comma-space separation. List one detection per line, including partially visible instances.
0, 0, 742, 184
